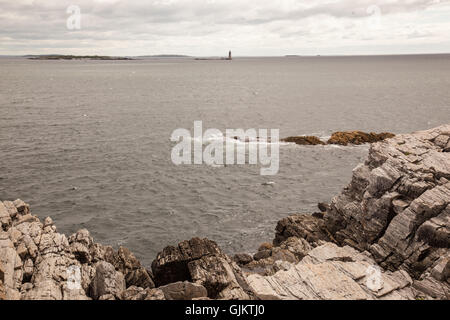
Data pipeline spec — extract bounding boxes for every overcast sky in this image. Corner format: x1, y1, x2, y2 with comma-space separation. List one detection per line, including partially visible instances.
1, 0, 450, 56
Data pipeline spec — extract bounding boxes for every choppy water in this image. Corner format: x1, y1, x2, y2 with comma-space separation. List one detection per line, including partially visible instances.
1, 55, 449, 267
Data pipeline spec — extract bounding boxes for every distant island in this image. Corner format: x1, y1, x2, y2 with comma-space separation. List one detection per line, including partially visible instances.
26, 55, 133, 60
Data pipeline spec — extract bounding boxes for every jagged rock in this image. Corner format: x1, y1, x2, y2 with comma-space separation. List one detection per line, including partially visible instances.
274, 214, 331, 246
152, 238, 252, 299
281, 136, 325, 145
159, 281, 208, 300
246, 243, 414, 300
91, 261, 125, 300
0, 200, 159, 301
327, 131, 395, 146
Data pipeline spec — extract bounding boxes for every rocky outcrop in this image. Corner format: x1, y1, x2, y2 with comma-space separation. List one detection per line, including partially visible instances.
0, 200, 160, 300
0, 199, 252, 301
246, 125, 449, 300
323, 125, 449, 279
281, 131, 395, 147
327, 131, 395, 146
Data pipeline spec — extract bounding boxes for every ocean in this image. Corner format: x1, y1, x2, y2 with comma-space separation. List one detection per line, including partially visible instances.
1, 55, 449, 266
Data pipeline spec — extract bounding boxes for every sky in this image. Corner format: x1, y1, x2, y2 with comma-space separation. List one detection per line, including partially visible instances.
1, 0, 450, 56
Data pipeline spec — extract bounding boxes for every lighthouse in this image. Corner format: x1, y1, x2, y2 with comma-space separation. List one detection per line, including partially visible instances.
228, 50, 232, 60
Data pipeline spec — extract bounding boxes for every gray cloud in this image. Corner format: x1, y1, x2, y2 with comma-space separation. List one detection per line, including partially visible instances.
0, 0, 449, 55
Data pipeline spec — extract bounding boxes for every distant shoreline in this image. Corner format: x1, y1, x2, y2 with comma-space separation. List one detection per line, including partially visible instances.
26, 55, 133, 61
0, 53, 444, 61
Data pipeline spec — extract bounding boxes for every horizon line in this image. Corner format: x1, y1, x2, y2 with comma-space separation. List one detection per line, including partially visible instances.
2, 52, 450, 58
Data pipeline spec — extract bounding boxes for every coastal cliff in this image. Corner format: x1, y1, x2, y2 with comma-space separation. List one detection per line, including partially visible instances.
1, 125, 449, 300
